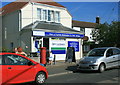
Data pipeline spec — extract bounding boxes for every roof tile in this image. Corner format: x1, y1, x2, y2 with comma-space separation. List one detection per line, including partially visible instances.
0, 0, 65, 16
0, 2, 28, 16
72, 20, 97, 28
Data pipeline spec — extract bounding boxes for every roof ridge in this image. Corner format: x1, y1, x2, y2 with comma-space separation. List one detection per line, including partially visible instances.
72, 20, 96, 24
72, 20, 97, 28
1, 0, 65, 16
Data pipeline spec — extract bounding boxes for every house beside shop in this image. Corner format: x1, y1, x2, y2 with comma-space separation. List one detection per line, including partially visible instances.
1, 0, 84, 61
72, 20, 97, 52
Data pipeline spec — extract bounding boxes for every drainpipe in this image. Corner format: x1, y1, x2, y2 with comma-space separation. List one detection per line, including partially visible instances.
19, 10, 22, 47
29, 0, 34, 25
31, 2, 34, 25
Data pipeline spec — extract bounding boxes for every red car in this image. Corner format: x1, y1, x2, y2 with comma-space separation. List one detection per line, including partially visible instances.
0, 53, 48, 85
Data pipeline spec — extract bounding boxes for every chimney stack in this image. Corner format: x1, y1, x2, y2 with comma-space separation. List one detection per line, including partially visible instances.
96, 16, 100, 24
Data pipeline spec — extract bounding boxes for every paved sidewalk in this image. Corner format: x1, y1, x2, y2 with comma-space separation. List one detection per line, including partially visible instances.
46, 61, 76, 68
46, 61, 77, 76
30, 57, 77, 68
30, 57, 77, 76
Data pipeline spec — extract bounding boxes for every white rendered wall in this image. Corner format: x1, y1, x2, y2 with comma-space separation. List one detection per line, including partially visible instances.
66, 38, 82, 60
85, 28, 94, 42
21, 3, 72, 29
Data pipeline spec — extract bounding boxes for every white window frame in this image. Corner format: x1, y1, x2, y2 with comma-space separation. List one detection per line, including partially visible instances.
37, 8, 60, 23
42, 9, 48, 21
37, 8, 42, 21
51, 10, 55, 22
48, 10, 51, 22
55, 11, 60, 23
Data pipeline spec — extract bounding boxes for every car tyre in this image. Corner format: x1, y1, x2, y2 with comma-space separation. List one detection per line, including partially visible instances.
99, 64, 105, 73
35, 72, 46, 84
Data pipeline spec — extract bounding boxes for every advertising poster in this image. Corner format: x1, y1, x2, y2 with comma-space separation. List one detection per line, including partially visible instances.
68, 41, 79, 52
50, 39, 66, 54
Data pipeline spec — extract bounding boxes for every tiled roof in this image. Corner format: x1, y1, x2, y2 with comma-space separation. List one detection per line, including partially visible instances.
37, 2, 65, 8
0, 0, 65, 16
30, 0, 65, 8
72, 20, 97, 28
0, 2, 28, 16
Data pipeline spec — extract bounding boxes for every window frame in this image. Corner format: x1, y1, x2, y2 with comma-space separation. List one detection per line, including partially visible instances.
37, 8, 60, 23
37, 8, 42, 21
55, 11, 60, 23
113, 48, 120, 55
42, 9, 48, 21
0, 55, 3, 65
106, 49, 113, 57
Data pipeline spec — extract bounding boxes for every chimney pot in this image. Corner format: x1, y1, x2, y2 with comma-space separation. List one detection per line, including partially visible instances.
96, 16, 100, 24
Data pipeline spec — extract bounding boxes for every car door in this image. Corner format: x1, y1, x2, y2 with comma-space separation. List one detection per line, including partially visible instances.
3, 54, 36, 84
105, 49, 116, 68
0, 54, 8, 85
112, 48, 120, 67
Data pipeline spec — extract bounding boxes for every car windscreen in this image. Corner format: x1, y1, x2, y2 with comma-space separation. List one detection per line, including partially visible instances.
87, 49, 106, 57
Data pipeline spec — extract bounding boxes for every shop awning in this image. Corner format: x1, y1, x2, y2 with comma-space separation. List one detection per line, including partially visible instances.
22, 21, 84, 38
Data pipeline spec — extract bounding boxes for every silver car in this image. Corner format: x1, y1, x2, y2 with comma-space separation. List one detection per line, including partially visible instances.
77, 47, 120, 72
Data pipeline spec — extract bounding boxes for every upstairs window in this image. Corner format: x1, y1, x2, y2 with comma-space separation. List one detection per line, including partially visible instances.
55, 11, 60, 23
43, 10, 47, 21
51, 10, 55, 22
48, 10, 51, 21
37, 8, 60, 23
37, 8, 42, 20
48, 10, 55, 22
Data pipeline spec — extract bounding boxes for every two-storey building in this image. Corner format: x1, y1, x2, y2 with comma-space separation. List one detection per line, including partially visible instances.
1, 0, 84, 61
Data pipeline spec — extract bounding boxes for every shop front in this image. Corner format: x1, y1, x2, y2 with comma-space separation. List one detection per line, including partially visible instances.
20, 22, 84, 61
31, 30, 84, 60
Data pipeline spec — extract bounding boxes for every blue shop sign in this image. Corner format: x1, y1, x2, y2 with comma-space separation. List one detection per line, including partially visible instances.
68, 41, 79, 52
45, 32, 84, 38
33, 31, 84, 38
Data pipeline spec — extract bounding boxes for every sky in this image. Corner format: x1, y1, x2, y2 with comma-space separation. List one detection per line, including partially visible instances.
57, 2, 118, 24
0, 0, 119, 24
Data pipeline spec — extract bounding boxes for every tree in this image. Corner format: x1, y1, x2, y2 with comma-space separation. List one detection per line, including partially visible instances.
92, 21, 120, 47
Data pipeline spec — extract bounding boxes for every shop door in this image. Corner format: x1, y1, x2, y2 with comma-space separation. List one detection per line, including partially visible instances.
43, 38, 49, 50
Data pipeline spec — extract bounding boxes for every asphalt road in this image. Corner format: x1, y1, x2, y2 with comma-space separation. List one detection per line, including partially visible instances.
46, 68, 119, 84
14, 65, 120, 85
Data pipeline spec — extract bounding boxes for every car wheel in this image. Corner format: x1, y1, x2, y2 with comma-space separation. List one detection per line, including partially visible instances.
35, 72, 46, 84
99, 64, 105, 73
